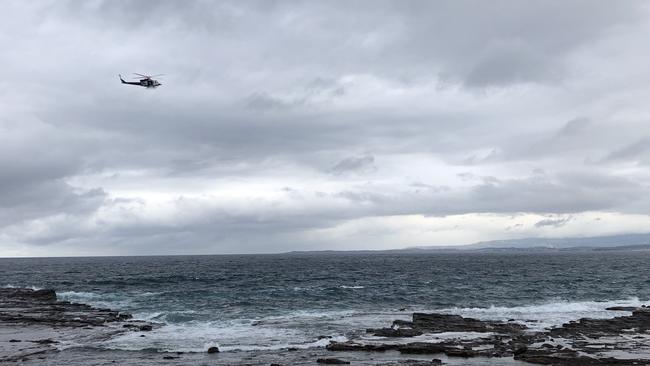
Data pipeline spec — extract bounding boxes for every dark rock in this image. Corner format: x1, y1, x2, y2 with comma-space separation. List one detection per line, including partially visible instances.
327, 307, 650, 364
316, 358, 350, 364
445, 348, 477, 358
513, 344, 528, 355
0, 288, 144, 328
367, 327, 423, 337
393, 320, 415, 328
605, 306, 638, 311
32, 339, 57, 344
139, 325, 153, 331
327, 341, 397, 352
9, 339, 21, 342
376, 360, 442, 366
207, 346, 220, 353
398, 342, 447, 354
411, 313, 526, 334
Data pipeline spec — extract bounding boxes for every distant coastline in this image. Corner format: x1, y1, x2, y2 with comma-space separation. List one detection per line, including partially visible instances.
289, 232, 650, 255
2, 233, 650, 259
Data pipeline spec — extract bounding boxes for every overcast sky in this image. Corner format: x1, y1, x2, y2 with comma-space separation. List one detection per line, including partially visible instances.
2, 0, 650, 256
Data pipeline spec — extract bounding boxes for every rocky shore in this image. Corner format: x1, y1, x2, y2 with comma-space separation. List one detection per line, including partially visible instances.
0, 288, 153, 363
2, 288, 650, 365
328, 308, 650, 365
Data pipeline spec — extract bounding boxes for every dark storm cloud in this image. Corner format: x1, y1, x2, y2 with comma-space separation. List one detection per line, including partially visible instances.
1, 0, 650, 254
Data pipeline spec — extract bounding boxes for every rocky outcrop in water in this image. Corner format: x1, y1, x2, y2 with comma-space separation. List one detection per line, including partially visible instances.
0, 288, 132, 327
0, 288, 152, 363
328, 307, 650, 365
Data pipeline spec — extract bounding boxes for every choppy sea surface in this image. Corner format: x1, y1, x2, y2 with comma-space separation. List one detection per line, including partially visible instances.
2, 251, 649, 354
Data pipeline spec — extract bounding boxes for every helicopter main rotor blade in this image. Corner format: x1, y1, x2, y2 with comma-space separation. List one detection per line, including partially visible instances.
149, 74, 165, 78
133, 73, 150, 78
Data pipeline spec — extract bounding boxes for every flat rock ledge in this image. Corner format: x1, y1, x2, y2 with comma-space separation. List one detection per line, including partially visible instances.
329, 308, 650, 365
0, 288, 153, 363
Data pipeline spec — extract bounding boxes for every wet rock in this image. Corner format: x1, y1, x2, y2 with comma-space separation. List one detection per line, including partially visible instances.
4, 289, 57, 302
367, 327, 423, 337
316, 358, 351, 364
32, 339, 58, 344
444, 348, 477, 358
139, 324, 153, 331
513, 307, 650, 364
605, 306, 638, 311
512, 344, 528, 355
398, 342, 447, 354
329, 306, 650, 365
376, 360, 442, 366
0, 288, 141, 327
327, 341, 398, 352
207, 346, 220, 354
411, 313, 526, 334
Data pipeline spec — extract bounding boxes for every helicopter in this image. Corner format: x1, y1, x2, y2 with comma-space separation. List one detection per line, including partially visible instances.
119, 73, 163, 88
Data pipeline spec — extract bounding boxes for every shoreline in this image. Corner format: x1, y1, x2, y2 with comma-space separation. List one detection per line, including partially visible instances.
2, 288, 650, 365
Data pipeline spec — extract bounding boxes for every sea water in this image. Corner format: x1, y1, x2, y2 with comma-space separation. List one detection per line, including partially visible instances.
1, 251, 649, 353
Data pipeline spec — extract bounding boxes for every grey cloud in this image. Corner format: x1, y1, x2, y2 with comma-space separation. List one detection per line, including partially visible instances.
329, 156, 376, 175
244, 93, 294, 111
535, 216, 573, 228
487, 117, 650, 167
604, 137, 650, 162
244, 78, 346, 111
465, 39, 559, 87
558, 118, 591, 137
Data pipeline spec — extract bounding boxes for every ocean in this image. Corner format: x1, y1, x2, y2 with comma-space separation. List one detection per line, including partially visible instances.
2, 251, 649, 355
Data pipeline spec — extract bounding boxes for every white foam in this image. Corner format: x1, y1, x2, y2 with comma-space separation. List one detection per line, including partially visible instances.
430, 297, 645, 331
100, 318, 348, 353
2, 284, 43, 290
57, 290, 134, 309
339, 285, 365, 289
